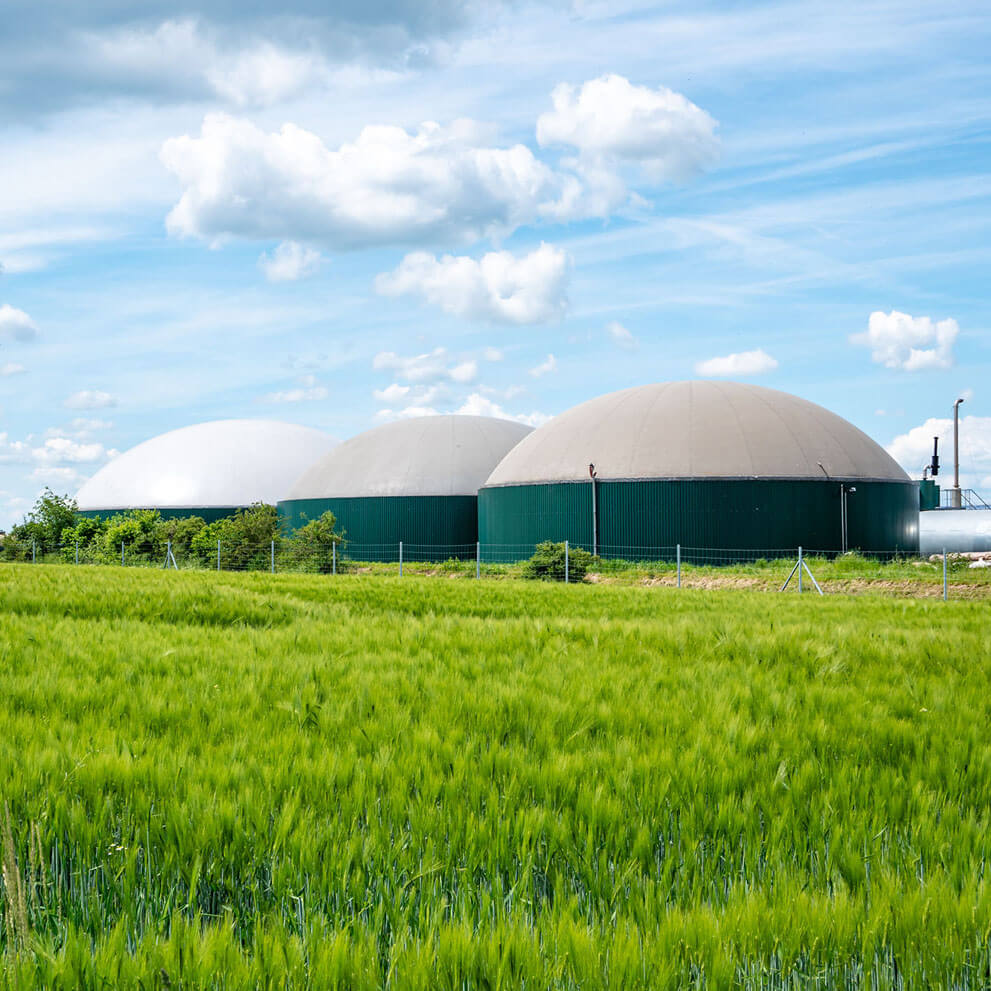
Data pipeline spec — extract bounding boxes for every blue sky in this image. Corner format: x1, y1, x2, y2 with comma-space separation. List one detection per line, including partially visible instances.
2, 0, 989, 526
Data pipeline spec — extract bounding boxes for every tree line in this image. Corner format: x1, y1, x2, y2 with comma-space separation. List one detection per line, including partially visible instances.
0, 489, 343, 570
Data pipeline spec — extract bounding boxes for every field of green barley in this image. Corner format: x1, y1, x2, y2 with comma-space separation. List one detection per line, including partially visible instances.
1, 563, 990, 990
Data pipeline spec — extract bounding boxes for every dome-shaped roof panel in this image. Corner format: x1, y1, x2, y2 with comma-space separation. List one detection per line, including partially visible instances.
76, 419, 337, 510
484, 382, 909, 486
288, 415, 532, 499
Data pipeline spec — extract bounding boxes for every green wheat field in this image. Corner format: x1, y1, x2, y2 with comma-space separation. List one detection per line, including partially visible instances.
1, 564, 989, 989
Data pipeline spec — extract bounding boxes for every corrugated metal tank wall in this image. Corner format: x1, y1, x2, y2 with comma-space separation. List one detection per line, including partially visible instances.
478, 479, 919, 560
279, 495, 478, 559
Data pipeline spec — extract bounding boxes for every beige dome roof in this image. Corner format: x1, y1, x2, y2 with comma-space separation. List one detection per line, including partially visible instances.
484, 381, 909, 486
287, 415, 532, 499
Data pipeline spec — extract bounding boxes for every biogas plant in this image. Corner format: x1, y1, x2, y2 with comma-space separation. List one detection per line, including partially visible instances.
76, 381, 989, 560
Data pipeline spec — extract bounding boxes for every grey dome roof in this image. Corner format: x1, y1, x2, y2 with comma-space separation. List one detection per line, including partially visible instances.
287, 415, 532, 499
484, 381, 910, 486
76, 419, 337, 510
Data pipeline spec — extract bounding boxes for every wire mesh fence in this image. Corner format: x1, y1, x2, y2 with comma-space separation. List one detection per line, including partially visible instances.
3, 536, 985, 598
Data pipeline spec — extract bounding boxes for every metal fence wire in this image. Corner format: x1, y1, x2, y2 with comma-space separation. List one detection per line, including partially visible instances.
2, 537, 976, 598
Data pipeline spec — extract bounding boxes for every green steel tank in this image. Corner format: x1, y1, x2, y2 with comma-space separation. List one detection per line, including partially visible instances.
478, 381, 919, 561
279, 415, 531, 560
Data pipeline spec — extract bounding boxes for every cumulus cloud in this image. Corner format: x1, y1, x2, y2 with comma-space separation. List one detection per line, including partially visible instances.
259, 241, 323, 282
0, 304, 38, 341
0, 433, 31, 464
375, 243, 570, 324
455, 393, 550, 427
32, 437, 110, 467
63, 390, 116, 410
484, 347, 504, 361
0, 428, 116, 471
1, 362, 26, 376
373, 383, 411, 403
887, 415, 991, 487
537, 74, 719, 182
0, 3, 489, 120
373, 347, 475, 384
374, 404, 440, 421
529, 353, 557, 378
606, 320, 637, 350
695, 348, 778, 377
851, 310, 958, 371
162, 115, 579, 251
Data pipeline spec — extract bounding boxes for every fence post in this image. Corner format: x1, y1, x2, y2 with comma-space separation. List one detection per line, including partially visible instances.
75, 540, 79, 565
270, 539, 275, 574
32, 540, 36, 563
798, 546, 803, 594
121, 540, 125, 566
399, 541, 403, 577
943, 547, 948, 601
217, 539, 221, 571
332, 541, 337, 576
476, 541, 480, 579
676, 543, 681, 588
564, 540, 569, 584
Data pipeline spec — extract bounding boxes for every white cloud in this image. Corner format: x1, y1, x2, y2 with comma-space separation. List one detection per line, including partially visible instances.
32, 437, 110, 466
162, 115, 580, 251
606, 320, 637, 350
0, 304, 38, 341
449, 360, 478, 383
695, 348, 779, 377
536, 74, 720, 182
373, 383, 411, 403
259, 240, 323, 282
374, 404, 440, 421
0, 433, 31, 464
529, 353, 557, 377
375, 243, 570, 324
1, 362, 26, 376
851, 310, 958, 370
63, 390, 116, 410
373, 347, 471, 384
455, 393, 550, 427
484, 347, 504, 362
70, 418, 113, 435
888, 415, 991, 488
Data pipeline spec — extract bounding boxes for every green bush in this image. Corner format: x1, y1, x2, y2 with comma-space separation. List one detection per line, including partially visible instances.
192, 503, 282, 571
521, 540, 594, 582
281, 511, 344, 573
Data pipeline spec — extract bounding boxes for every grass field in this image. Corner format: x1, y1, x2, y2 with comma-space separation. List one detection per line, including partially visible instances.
1, 564, 990, 989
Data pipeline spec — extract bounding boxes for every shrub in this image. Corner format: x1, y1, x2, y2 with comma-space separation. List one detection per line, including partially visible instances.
282, 511, 344, 573
1, 489, 78, 558
521, 540, 594, 582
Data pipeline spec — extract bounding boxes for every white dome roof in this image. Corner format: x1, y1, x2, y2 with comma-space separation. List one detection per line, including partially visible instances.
76, 419, 337, 511
287, 415, 532, 499
484, 381, 909, 486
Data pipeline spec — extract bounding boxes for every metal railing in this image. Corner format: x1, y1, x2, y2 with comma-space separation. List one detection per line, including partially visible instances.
938, 488, 991, 510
